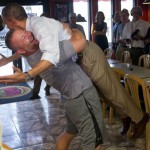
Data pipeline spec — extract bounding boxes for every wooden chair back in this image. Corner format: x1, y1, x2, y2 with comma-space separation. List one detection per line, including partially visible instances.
138, 54, 150, 69
104, 48, 114, 59
121, 51, 131, 63
124, 74, 150, 150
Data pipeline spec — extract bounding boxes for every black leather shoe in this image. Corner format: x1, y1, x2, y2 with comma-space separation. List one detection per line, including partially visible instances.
120, 117, 131, 135
29, 94, 41, 100
132, 113, 149, 139
45, 91, 50, 96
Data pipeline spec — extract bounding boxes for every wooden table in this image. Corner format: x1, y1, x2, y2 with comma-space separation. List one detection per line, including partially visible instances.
110, 63, 150, 79
107, 59, 122, 64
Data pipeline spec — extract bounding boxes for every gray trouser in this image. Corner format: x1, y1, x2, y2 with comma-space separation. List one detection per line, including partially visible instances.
63, 86, 105, 150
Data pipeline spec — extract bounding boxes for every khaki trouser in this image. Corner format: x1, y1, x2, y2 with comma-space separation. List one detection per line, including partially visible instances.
80, 41, 143, 123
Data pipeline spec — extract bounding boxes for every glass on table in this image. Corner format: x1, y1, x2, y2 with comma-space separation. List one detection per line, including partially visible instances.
125, 59, 133, 71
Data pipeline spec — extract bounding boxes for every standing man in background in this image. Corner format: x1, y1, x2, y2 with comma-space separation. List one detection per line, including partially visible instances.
68, 12, 86, 37
112, 12, 121, 53
122, 6, 150, 65
115, 9, 130, 60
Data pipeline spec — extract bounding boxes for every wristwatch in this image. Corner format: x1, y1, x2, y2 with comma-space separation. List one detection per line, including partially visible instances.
25, 72, 32, 82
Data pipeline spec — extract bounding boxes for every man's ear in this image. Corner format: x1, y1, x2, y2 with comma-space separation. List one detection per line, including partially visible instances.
16, 49, 26, 54
8, 18, 17, 26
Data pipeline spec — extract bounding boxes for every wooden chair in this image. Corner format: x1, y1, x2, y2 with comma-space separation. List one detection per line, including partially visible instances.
102, 67, 125, 125
138, 54, 150, 69
107, 67, 126, 124
104, 48, 114, 59
121, 51, 131, 63
124, 74, 150, 150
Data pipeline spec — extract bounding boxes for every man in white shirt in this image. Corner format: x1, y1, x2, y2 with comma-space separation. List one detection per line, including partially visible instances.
115, 9, 130, 60
122, 6, 150, 65
68, 12, 86, 37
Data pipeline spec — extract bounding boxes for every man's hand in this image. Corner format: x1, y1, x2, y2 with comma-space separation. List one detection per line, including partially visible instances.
0, 66, 26, 84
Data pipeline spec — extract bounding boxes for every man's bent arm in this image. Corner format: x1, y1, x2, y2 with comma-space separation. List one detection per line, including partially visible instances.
28, 60, 54, 78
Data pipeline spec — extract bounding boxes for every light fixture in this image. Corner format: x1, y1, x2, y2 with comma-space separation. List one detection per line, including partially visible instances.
76, 14, 87, 22
143, 0, 150, 4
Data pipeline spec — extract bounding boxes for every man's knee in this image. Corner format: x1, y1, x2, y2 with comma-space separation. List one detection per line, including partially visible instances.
56, 131, 76, 150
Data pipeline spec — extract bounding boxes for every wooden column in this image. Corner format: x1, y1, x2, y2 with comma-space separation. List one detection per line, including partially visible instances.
136, 0, 149, 21
90, 0, 98, 22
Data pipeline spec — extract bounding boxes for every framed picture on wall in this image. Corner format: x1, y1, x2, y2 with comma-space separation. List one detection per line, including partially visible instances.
54, 2, 69, 23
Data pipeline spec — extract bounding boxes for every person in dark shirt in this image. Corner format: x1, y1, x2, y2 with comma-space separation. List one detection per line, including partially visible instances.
91, 11, 108, 51
143, 27, 150, 54
68, 12, 86, 36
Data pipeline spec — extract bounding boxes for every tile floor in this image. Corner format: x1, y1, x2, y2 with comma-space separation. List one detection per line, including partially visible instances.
0, 80, 147, 150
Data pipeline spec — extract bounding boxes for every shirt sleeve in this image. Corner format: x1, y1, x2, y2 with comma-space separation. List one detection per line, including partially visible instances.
122, 24, 128, 39
31, 18, 61, 66
59, 40, 76, 63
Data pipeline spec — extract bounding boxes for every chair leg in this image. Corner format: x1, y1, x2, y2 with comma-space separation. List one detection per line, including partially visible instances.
146, 121, 150, 150
109, 107, 114, 124
101, 101, 106, 118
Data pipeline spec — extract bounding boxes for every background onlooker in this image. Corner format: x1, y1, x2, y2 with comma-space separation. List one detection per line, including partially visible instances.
112, 12, 121, 52
143, 27, 150, 54
68, 12, 85, 37
91, 11, 108, 51
115, 9, 130, 60
122, 6, 150, 65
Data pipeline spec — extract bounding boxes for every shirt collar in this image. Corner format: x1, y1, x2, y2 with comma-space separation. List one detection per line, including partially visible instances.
26, 17, 32, 31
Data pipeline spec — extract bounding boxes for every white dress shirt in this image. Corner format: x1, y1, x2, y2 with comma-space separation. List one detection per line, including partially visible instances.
26, 16, 71, 65
122, 19, 150, 48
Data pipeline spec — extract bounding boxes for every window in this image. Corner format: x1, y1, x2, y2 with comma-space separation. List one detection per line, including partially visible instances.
73, 0, 89, 40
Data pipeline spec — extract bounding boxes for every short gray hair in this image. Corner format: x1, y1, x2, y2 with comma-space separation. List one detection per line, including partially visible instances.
69, 12, 76, 18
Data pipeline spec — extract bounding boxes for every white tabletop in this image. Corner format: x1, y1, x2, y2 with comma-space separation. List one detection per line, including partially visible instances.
110, 63, 150, 79
107, 59, 122, 64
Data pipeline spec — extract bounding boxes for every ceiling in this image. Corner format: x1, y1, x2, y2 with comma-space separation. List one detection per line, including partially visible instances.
0, 0, 44, 6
